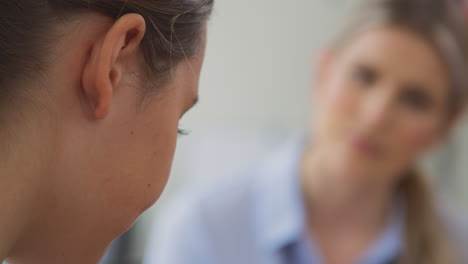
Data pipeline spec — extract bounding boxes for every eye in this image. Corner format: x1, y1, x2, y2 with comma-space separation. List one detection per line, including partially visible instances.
400, 87, 432, 111
352, 65, 378, 87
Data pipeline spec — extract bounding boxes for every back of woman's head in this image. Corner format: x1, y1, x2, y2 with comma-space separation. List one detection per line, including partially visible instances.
0, 2, 213, 262
0, 0, 213, 109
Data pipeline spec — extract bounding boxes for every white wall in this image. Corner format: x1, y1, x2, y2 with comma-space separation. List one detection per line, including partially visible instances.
183, 0, 357, 130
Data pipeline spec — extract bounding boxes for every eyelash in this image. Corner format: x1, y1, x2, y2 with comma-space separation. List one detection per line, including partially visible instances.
177, 128, 191, 136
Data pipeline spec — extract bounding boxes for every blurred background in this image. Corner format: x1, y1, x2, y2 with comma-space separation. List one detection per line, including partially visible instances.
99, 0, 468, 263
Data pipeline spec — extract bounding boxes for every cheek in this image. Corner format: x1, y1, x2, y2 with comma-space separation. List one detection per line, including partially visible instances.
317, 76, 358, 141
324, 76, 356, 111
131, 110, 179, 208
107, 105, 180, 218
145, 123, 178, 196
391, 118, 440, 160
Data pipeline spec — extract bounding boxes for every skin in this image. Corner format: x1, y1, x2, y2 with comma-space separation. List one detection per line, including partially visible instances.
0, 12, 206, 264
301, 26, 453, 264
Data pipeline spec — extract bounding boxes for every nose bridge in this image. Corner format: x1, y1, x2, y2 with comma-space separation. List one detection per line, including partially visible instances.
362, 84, 395, 130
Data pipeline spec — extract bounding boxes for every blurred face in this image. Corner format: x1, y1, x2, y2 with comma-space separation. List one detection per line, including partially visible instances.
314, 26, 451, 186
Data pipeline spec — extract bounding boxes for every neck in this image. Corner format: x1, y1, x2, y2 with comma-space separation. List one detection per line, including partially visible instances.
0, 129, 45, 262
300, 147, 395, 234
0, 123, 111, 264
6, 215, 111, 264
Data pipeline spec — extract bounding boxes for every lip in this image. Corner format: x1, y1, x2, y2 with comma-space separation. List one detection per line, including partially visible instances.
349, 134, 383, 158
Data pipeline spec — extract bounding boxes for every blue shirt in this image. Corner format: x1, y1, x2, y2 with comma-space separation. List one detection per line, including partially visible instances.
144, 138, 405, 264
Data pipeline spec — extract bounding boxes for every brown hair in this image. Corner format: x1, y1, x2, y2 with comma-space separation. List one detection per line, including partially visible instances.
0, 0, 213, 105
332, 0, 468, 263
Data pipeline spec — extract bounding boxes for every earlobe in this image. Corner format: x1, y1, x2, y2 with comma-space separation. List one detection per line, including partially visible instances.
81, 13, 146, 120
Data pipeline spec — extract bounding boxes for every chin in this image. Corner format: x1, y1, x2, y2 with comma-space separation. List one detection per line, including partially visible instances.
138, 177, 170, 213
106, 188, 163, 232
331, 155, 377, 181
140, 189, 164, 213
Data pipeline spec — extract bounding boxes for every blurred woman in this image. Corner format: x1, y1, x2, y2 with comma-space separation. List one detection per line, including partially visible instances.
145, 0, 468, 263
0, 0, 212, 263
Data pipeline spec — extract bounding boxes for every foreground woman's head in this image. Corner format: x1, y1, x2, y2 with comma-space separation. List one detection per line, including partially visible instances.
0, 0, 212, 262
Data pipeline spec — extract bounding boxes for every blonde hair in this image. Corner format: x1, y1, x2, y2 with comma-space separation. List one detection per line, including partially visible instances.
331, 0, 468, 263
400, 169, 456, 263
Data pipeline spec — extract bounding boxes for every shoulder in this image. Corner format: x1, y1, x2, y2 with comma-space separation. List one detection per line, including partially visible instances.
435, 199, 468, 262
436, 199, 468, 240
168, 168, 260, 229
144, 170, 262, 264
155, 163, 265, 240
160, 136, 306, 238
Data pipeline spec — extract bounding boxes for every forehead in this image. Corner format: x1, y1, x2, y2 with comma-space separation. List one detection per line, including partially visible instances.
338, 26, 450, 89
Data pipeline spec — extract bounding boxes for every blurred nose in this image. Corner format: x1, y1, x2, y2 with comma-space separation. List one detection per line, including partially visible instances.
359, 86, 395, 133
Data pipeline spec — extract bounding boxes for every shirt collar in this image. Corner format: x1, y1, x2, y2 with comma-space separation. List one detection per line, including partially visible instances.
360, 196, 405, 264
252, 137, 405, 264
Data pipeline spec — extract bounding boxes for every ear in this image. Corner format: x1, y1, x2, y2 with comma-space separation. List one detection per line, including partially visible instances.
314, 49, 334, 98
82, 13, 146, 119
